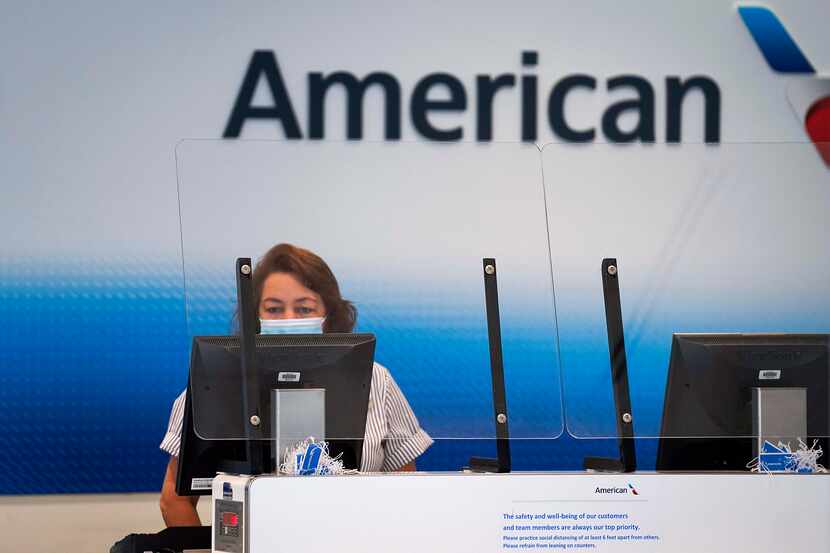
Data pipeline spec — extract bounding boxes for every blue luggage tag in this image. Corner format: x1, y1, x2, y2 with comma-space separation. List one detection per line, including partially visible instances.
759, 440, 797, 472
762, 441, 784, 454
299, 442, 323, 475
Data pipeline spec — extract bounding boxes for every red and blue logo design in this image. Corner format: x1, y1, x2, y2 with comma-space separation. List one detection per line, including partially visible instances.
738, 4, 830, 166
628, 483, 639, 495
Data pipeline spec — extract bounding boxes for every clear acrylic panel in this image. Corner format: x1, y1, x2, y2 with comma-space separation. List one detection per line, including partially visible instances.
543, 141, 830, 441
176, 140, 563, 441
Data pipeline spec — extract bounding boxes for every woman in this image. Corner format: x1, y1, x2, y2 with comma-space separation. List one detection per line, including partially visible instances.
159, 243, 433, 526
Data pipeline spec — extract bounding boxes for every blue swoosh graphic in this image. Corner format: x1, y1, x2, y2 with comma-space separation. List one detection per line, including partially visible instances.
737, 5, 815, 74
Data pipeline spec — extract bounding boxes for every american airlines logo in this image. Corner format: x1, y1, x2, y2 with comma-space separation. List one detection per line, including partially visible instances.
738, 4, 830, 166
595, 484, 639, 495
223, 50, 721, 143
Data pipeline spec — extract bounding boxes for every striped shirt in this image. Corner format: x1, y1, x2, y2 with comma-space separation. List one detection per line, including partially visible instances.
160, 362, 433, 472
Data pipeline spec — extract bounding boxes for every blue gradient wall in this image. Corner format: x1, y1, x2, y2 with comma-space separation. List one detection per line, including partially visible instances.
2, 1, 829, 495
0, 259, 187, 493
0, 257, 618, 494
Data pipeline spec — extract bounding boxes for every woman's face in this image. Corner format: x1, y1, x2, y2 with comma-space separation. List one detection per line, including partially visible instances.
258, 272, 326, 320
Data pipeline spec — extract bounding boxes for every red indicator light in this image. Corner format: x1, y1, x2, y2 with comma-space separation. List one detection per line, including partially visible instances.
222, 512, 239, 527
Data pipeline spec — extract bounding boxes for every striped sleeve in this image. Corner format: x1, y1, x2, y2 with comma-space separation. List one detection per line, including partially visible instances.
379, 366, 434, 471
159, 390, 186, 457
359, 364, 388, 472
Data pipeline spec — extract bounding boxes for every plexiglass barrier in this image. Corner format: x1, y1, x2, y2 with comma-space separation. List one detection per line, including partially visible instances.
543, 142, 830, 445
177, 139, 830, 463
176, 140, 563, 441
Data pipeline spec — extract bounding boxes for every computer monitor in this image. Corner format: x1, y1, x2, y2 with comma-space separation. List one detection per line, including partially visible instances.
176, 333, 375, 495
657, 333, 829, 471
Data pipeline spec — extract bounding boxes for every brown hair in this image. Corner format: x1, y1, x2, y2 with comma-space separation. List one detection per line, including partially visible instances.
251, 243, 357, 333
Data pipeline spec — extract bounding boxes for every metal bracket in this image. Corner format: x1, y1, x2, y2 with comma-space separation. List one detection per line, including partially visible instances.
236, 257, 268, 474
583, 258, 637, 473
468, 258, 512, 473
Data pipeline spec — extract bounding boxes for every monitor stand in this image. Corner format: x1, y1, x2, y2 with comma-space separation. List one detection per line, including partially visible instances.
752, 387, 808, 460
583, 258, 637, 473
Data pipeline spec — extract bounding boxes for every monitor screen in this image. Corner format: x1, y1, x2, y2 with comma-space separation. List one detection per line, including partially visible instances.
176, 333, 375, 495
657, 333, 829, 471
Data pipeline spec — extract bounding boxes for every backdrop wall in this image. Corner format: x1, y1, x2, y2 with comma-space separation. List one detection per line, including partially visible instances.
1, 0, 828, 494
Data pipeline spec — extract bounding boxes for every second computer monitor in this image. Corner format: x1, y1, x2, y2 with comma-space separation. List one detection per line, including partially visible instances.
657, 333, 829, 471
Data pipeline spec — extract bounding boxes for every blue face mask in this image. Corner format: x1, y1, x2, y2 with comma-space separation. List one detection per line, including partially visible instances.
259, 317, 325, 335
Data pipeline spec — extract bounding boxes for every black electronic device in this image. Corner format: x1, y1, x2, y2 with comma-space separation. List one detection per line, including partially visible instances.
176, 333, 375, 495
656, 333, 830, 471
175, 382, 251, 496
110, 526, 211, 553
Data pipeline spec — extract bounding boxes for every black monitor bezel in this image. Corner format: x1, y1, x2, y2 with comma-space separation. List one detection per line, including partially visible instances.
176, 333, 375, 495
656, 332, 830, 472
